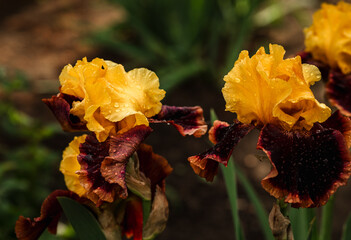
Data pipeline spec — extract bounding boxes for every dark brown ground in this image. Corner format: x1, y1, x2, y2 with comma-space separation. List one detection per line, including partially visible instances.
1, 0, 351, 239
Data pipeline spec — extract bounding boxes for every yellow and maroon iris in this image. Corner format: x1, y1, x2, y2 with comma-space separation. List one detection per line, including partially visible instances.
304, 1, 351, 75
59, 57, 165, 142
189, 44, 351, 207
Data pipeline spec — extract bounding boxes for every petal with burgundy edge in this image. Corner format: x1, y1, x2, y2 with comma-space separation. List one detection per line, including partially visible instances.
326, 70, 351, 117
149, 105, 207, 137
258, 123, 351, 208
77, 125, 152, 205
123, 196, 143, 240
188, 120, 254, 182
15, 190, 81, 240
42, 93, 87, 131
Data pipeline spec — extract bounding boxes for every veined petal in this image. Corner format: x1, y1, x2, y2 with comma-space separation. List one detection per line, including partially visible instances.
257, 121, 351, 208
223, 44, 331, 131
15, 190, 82, 240
188, 120, 254, 181
76, 126, 152, 205
149, 105, 207, 137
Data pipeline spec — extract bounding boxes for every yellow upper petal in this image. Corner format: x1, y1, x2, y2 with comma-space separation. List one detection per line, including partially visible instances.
59, 58, 165, 142
60, 135, 87, 197
304, 1, 351, 74
222, 44, 331, 130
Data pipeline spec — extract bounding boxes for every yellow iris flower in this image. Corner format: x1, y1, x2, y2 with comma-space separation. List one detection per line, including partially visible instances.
222, 44, 331, 130
59, 57, 166, 142
59, 135, 87, 197
304, 1, 351, 74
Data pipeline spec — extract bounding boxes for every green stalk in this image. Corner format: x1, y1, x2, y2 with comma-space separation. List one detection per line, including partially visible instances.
235, 167, 274, 240
320, 195, 335, 240
221, 162, 244, 240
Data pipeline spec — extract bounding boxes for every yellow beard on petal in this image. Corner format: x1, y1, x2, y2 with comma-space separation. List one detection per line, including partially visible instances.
304, 1, 351, 74
222, 44, 331, 130
60, 135, 87, 196
59, 58, 165, 142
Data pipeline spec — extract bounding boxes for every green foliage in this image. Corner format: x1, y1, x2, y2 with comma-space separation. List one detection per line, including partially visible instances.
0, 69, 61, 239
91, 0, 261, 91
58, 197, 106, 240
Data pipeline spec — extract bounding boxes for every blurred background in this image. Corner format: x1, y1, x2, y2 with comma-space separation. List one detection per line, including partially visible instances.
0, 0, 349, 239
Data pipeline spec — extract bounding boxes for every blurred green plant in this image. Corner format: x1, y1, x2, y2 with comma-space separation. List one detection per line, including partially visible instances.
90, 0, 261, 91
0, 67, 63, 239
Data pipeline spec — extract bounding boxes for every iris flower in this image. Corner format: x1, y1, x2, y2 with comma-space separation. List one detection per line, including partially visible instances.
16, 58, 207, 240
189, 44, 351, 208
301, 1, 351, 116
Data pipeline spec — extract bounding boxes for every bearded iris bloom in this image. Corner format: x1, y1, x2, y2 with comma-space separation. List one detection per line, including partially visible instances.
16, 58, 207, 240
189, 44, 351, 208
301, 1, 351, 116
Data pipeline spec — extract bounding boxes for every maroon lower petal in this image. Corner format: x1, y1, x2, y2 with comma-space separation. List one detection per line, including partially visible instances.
137, 144, 173, 192
321, 110, 351, 148
258, 123, 351, 208
326, 70, 351, 117
42, 93, 87, 131
123, 196, 143, 240
149, 105, 207, 137
15, 190, 81, 240
77, 126, 152, 205
188, 121, 254, 182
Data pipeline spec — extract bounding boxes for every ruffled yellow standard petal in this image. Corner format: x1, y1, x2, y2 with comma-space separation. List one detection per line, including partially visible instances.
59, 135, 87, 196
59, 58, 165, 142
304, 1, 351, 74
222, 44, 331, 130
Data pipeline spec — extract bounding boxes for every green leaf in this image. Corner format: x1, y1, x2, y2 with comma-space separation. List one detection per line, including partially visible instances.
58, 197, 106, 240
235, 168, 274, 240
342, 212, 351, 240
210, 110, 243, 240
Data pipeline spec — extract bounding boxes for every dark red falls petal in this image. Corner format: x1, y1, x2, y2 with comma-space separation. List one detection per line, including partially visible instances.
137, 144, 173, 192
258, 124, 351, 208
326, 70, 351, 117
321, 110, 351, 148
123, 197, 143, 240
149, 105, 207, 137
15, 190, 81, 240
188, 121, 254, 182
42, 93, 87, 131
77, 126, 152, 205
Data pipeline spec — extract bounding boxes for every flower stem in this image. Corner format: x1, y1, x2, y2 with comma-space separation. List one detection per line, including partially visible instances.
320, 195, 335, 240
220, 161, 244, 240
